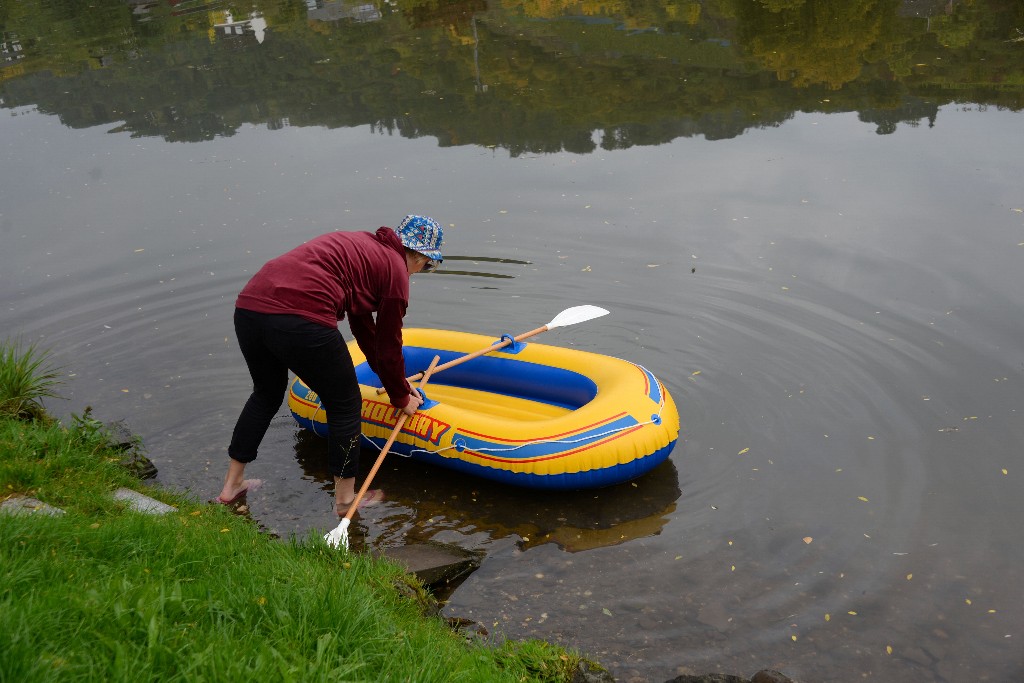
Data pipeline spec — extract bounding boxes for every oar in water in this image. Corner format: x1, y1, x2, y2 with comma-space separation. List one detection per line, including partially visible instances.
324, 355, 441, 551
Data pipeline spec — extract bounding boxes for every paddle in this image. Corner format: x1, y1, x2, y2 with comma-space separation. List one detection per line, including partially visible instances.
324, 355, 441, 551
376, 305, 610, 395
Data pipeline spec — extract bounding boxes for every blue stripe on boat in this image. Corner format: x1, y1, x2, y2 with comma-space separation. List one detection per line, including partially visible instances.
453, 414, 640, 461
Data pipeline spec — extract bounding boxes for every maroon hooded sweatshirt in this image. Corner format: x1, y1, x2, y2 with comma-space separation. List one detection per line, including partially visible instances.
235, 227, 413, 408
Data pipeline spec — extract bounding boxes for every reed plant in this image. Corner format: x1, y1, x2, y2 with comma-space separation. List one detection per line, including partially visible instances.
0, 411, 582, 683
0, 338, 63, 421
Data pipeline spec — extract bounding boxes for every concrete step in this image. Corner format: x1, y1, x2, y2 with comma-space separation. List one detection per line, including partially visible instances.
379, 541, 483, 592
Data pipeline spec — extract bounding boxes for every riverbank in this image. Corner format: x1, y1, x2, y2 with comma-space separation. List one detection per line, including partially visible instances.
0, 410, 588, 682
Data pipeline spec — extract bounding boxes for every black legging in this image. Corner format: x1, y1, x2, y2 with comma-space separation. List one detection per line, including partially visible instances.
228, 308, 363, 478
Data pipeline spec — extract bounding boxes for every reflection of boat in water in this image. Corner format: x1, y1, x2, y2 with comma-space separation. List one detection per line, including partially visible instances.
289, 328, 680, 490
368, 456, 682, 553
290, 421, 681, 553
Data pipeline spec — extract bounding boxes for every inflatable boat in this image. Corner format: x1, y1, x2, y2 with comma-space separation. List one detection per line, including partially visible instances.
288, 328, 679, 490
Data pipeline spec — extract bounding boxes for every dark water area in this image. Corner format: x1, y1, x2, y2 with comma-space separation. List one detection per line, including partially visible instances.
3, 1, 1023, 681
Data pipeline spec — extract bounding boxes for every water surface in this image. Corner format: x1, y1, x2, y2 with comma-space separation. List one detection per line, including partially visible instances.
2, 2, 1023, 681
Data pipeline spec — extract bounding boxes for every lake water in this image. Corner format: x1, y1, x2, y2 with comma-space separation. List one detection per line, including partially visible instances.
2, 1, 1023, 681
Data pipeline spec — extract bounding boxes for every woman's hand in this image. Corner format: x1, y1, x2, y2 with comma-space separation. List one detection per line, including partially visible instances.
401, 389, 424, 416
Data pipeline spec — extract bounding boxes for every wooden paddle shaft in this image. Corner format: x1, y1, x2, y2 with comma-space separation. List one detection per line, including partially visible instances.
344, 355, 440, 522
376, 324, 548, 396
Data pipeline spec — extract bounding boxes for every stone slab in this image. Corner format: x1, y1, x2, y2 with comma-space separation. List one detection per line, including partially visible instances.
380, 541, 483, 590
112, 487, 177, 515
0, 495, 65, 517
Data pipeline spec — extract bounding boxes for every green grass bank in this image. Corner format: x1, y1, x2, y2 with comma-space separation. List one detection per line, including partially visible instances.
0, 341, 586, 682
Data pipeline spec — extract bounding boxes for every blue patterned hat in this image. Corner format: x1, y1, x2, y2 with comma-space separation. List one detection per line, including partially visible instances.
396, 215, 444, 262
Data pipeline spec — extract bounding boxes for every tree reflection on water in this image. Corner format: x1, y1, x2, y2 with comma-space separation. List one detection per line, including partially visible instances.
1, 0, 1021, 150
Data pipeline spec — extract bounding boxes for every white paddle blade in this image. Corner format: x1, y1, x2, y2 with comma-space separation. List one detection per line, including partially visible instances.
546, 305, 610, 329
324, 518, 350, 550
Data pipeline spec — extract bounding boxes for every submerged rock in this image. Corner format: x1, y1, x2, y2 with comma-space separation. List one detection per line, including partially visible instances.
104, 419, 158, 480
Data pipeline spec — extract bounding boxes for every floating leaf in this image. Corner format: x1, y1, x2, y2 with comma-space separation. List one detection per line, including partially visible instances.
738, 448, 750, 455
602, 608, 613, 617
581, 266, 592, 272
907, 574, 913, 580
825, 613, 831, 622
858, 496, 869, 502
692, 370, 701, 376
965, 599, 972, 605
886, 645, 893, 655
1002, 469, 1008, 475
848, 611, 858, 615
791, 635, 798, 642
803, 537, 813, 544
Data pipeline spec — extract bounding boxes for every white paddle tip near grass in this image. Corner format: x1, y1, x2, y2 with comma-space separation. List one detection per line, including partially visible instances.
324, 518, 350, 549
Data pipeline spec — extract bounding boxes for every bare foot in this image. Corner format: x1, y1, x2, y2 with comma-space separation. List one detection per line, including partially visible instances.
335, 489, 384, 517
215, 478, 263, 505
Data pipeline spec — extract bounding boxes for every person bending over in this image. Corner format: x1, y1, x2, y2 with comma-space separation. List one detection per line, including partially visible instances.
216, 215, 444, 516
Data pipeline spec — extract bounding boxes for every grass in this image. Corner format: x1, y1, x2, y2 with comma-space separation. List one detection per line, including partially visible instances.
0, 339, 64, 421
0, 347, 586, 683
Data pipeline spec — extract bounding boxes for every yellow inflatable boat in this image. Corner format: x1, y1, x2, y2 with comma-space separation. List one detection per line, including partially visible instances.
288, 328, 680, 490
